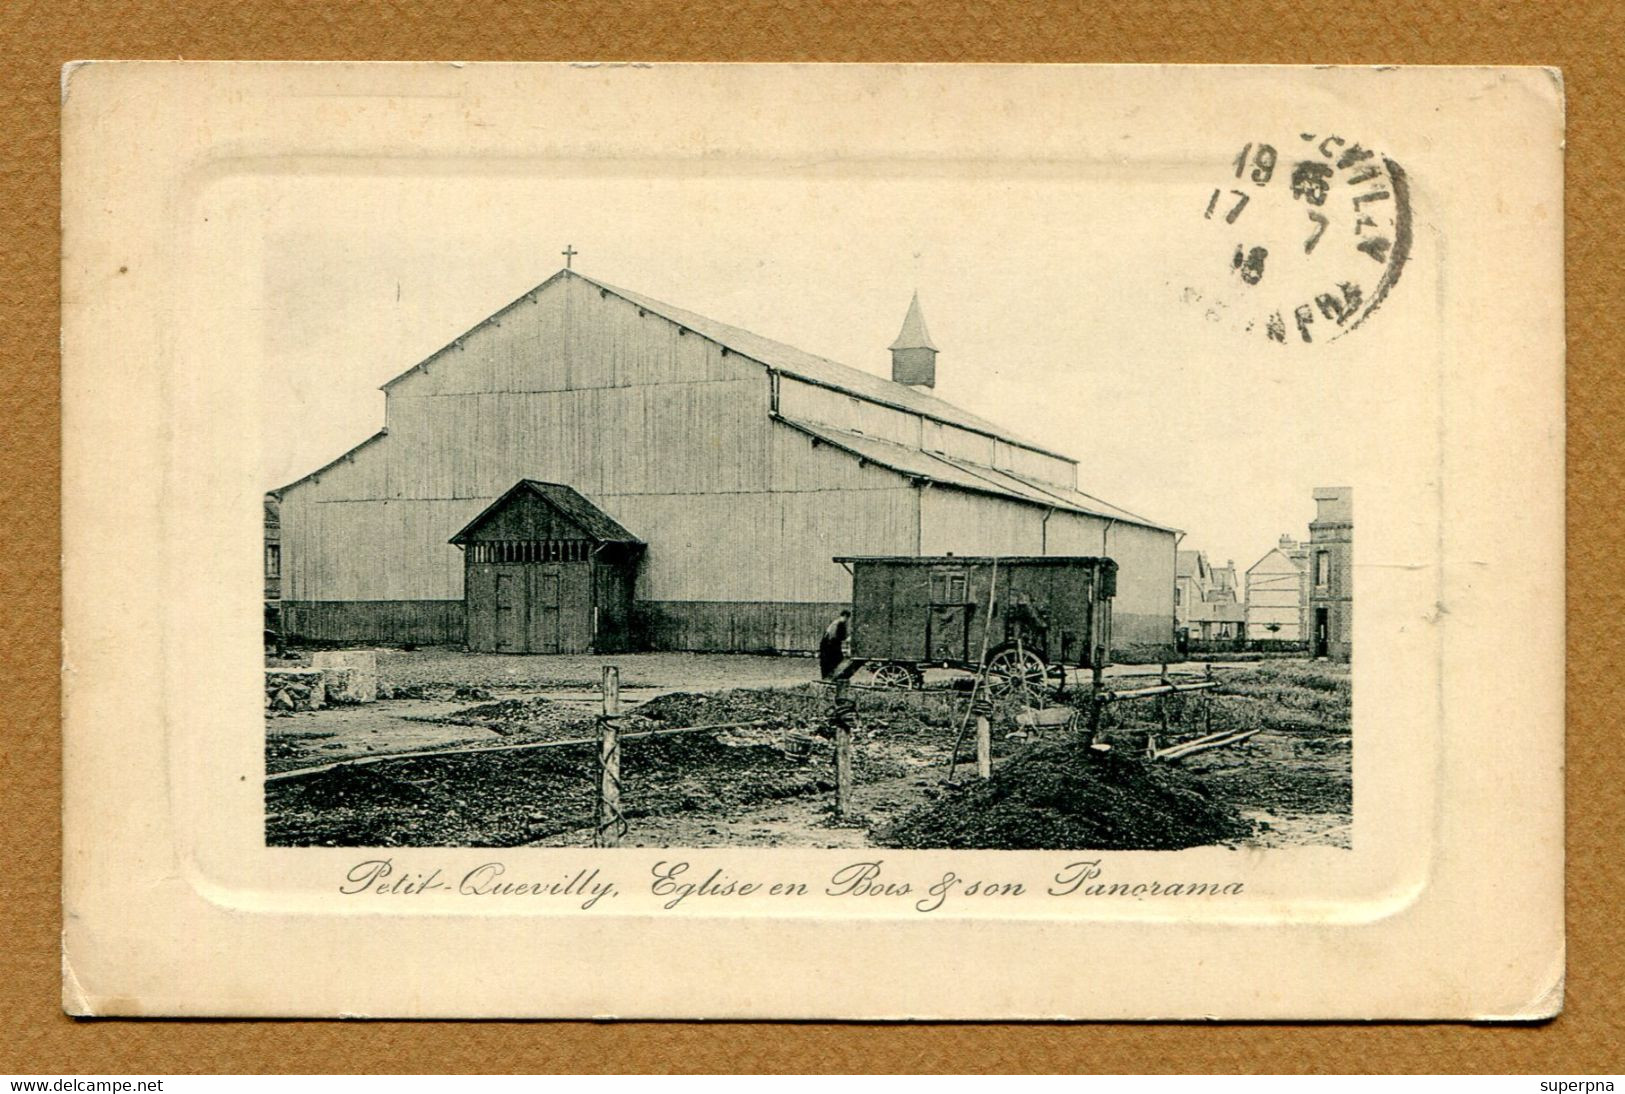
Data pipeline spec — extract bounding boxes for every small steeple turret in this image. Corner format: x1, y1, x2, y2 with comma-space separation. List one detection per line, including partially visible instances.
889, 292, 938, 388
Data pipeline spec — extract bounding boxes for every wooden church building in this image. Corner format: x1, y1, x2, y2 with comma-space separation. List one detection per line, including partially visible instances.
276, 267, 1178, 655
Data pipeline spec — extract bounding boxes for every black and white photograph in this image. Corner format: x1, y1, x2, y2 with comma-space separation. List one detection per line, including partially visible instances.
260, 246, 1357, 852
60, 62, 1563, 1020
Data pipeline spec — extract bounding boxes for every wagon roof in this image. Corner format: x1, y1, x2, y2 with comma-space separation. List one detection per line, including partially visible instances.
834, 555, 1118, 567
449, 480, 642, 546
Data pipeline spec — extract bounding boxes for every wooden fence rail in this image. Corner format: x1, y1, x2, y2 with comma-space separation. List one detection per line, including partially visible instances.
266, 715, 776, 784
270, 662, 1255, 842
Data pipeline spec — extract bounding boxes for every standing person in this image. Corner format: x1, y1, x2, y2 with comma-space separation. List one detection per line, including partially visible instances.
1007, 591, 1049, 653
820, 608, 852, 679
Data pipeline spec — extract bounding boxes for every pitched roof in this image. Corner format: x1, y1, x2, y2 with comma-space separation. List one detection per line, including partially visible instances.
577, 274, 1063, 452
449, 480, 642, 545
889, 292, 938, 351
778, 417, 1174, 532
273, 430, 389, 496
416, 269, 1068, 461
1246, 547, 1306, 574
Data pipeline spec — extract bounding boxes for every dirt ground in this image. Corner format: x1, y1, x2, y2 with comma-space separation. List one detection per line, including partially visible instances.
269, 648, 825, 691
264, 651, 816, 774
265, 649, 1349, 850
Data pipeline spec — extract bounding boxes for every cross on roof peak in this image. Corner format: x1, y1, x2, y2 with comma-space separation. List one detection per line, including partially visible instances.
562, 244, 578, 270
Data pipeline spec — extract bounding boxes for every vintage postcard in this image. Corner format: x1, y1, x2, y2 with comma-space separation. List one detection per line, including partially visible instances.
61, 62, 1564, 1019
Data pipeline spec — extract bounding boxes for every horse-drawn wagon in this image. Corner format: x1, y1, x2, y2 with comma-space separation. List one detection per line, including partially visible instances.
832, 554, 1117, 699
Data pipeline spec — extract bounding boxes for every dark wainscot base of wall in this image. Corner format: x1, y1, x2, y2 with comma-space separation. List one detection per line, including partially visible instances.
281, 599, 1178, 661
281, 601, 467, 647
1186, 638, 1311, 656
632, 601, 844, 654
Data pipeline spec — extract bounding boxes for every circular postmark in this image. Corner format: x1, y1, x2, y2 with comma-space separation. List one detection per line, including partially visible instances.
1182, 133, 1412, 344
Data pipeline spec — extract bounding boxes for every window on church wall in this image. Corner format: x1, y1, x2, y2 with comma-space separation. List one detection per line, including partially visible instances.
1315, 550, 1330, 587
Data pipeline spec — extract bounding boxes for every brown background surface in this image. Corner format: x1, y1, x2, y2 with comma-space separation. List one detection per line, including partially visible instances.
3, 0, 1617, 1075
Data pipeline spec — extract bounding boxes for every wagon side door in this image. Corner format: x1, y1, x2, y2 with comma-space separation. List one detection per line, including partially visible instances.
926, 567, 971, 662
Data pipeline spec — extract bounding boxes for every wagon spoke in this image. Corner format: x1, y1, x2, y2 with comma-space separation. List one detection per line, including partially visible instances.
985, 648, 1053, 702
868, 662, 920, 690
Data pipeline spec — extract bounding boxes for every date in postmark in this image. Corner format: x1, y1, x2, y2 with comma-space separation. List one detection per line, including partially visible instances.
1184, 133, 1413, 344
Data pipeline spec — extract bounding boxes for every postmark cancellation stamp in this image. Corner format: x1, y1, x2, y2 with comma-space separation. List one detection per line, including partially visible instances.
1188, 133, 1413, 344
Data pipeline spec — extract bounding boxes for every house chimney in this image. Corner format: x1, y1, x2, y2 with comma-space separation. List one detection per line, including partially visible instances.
889, 292, 938, 388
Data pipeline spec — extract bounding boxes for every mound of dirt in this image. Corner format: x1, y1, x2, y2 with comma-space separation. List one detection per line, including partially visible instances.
283, 762, 432, 811
265, 721, 907, 847
421, 695, 589, 738
876, 743, 1256, 851
635, 688, 824, 729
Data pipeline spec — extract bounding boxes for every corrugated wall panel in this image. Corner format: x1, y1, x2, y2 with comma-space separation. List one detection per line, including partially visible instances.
768, 425, 913, 493
563, 485, 918, 604
286, 435, 391, 502
767, 487, 917, 601
920, 488, 1046, 557
378, 378, 770, 502
921, 419, 996, 465
782, 381, 1076, 490
1041, 510, 1110, 555
1047, 511, 1175, 647
917, 496, 1176, 650
777, 379, 923, 448
389, 275, 752, 398
993, 439, 1075, 487
284, 496, 476, 601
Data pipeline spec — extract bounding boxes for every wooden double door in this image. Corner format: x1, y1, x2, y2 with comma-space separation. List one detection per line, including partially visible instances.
466, 561, 594, 653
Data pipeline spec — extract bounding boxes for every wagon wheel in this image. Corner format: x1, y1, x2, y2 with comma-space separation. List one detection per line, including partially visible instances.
1047, 662, 1068, 696
867, 661, 923, 690
984, 646, 1054, 703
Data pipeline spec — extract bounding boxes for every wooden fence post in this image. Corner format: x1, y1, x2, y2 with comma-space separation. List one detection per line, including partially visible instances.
1086, 651, 1106, 746
832, 676, 854, 818
595, 665, 625, 847
1205, 662, 1215, 734
975, 714, 991, 779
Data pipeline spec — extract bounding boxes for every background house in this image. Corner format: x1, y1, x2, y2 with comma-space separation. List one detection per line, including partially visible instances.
263, 495, 281, 602
275, 269, 1178, 655
1244, 535, 1308, 641
1176, 550, 1244, 640
1174, 549, 1211, 636
1307, 487, 1353, 660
